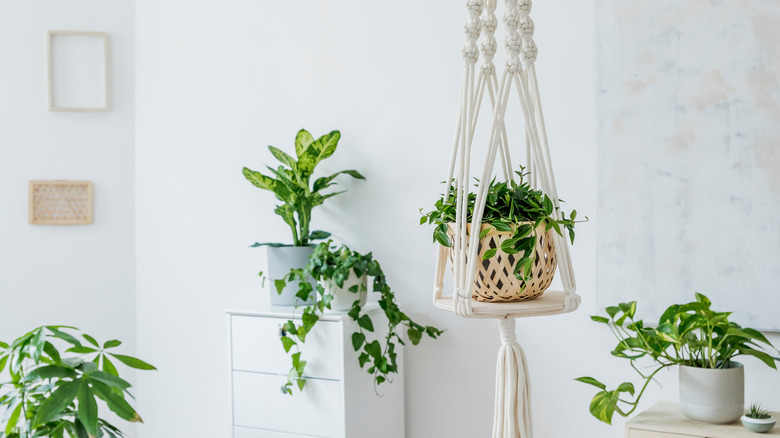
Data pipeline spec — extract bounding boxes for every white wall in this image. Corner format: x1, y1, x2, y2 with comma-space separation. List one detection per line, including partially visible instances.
134, 2, 780, 438
0, 0, 137, 434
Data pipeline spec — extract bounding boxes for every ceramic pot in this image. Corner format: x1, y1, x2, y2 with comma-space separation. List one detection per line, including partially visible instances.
679, 362, 744, 424
741, 415, 776, 433
319, 270, 367, 313
266, 246, 315, 306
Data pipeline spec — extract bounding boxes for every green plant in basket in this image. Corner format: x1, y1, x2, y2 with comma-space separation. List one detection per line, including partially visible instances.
243, 129, 365, 247
420, 166, 581, 281
273, 241, 445, 394
0, 326, 155, 438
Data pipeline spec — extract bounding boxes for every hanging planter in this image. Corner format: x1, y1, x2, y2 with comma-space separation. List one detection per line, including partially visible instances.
446, 222, 556, 302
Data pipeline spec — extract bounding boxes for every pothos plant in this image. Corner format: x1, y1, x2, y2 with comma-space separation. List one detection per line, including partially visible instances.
0, 326, 155, 438
243, 129, 365, 247
420, 167, 581, 281
576, 293, 780, 425
273, 241, 444, 394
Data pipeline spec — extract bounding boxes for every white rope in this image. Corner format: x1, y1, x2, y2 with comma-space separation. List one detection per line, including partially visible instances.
493, 318, 533, 438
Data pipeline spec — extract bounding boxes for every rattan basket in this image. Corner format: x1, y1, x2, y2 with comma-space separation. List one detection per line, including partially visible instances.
447, 222, 557, 303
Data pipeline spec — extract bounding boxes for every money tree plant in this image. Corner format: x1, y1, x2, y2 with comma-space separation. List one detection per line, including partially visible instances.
0, 326, 155, 438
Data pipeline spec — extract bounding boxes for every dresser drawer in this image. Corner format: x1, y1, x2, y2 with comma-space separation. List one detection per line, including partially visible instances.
233, 371, 341, 437
234, 426, 322, 438
231, 315, 342, 380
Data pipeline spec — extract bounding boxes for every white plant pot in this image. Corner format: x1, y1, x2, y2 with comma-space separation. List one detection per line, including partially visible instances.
266, 246, 315, 307
319, 270, 367, 313
679, 363, 744, 424
741, 415, 776, 433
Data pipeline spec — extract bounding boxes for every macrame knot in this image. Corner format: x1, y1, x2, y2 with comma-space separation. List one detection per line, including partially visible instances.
517, 0, 532, 13
466, 0, 484, 14
497, 318, 517, 345
481, 37, 497, 57
462, 44, 480, 64
503, 9, 520, 28
521, 38, 538, 64
464, 20, 483, 39
482, 14, 498, 33
505, 33, 522, 53
519, 15, 535, 38
507, 57, 522, 73
481, 64, 496, 74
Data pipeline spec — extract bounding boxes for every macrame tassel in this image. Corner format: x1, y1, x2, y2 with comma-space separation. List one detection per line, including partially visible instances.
492, 318, 533, 438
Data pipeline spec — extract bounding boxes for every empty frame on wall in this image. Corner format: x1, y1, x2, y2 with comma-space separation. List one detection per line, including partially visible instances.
29, 181, 93, 225
47, 31, 109, 112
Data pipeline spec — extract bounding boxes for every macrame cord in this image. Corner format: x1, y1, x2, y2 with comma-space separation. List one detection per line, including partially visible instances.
432, 1, 581, 437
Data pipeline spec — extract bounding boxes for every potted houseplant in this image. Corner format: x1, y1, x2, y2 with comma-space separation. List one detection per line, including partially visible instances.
273, 241, 444, 394
420, 167, 579, 302
577, 293, 780, 425
742, 402, 776, 433
243, 129, 365, 306
0, 326, 155, 438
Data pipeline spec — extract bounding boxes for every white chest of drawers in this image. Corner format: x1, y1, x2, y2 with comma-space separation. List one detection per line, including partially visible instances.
227, 307, 405, 438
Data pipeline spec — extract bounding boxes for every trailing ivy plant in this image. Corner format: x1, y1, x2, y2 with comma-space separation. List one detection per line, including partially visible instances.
0, 326, 156, 438
576, 293, 780, 425
243, 129, 365, 247
420, 166, 581, 281
274, 241, 444, 394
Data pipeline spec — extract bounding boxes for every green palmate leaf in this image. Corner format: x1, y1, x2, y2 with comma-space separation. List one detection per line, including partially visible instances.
91, 383, 142, 423
574, 376, 607, 390
24, 365, 77, 382
67, 346, 97, 354
357, 315, 374, 332
242, 168, 276, 192
77, 380, 98, 437
298, 130, 341, 174
296, 379, 306, 391
82, 334, 99, 348
281, 336, 296, 353
103, 340, 121, 349
294, 129, 314, 159
274, 279, 287, 295
87, 371, 131, 391
108, 354, 157, 371
302, 313, 319, 332
352, 332, 366, 351
5, 401, 22, 436
33, 380, 80, 427
102, 355, 119, 377
358, 353, 370, 368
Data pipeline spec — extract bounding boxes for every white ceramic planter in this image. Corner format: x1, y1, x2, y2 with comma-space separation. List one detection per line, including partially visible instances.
319, 270, 367, 313
266, 246, 315, 306
741, 415, 776, 433
679, 363, 744, 424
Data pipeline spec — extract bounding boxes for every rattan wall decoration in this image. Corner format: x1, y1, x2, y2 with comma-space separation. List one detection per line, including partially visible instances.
29, 181, 93, 225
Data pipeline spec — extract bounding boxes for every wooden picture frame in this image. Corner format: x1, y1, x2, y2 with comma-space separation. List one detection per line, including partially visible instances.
29, 180, 93, 225
47, 31, 110, 112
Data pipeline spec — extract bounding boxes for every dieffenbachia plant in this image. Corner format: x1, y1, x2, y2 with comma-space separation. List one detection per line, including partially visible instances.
242, 129, 365, 247
274, 242, 444, 394
576, 293, 780, 425
0, 326, 155, 438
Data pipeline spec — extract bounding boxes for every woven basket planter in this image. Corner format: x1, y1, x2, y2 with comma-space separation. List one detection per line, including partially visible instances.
447, 222, 557, 303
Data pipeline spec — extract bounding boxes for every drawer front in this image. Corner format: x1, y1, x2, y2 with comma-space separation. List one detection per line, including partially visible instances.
231, 315, 342, 380
233, 371, 342, 437
235, 426, 322, 438
630, 430, 700, 438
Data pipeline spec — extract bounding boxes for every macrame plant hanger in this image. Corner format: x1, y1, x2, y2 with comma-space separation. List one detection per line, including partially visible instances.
432, 1, 581, 437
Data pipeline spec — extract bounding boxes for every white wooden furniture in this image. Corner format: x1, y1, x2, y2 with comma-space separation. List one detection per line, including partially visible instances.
227, 307, 404, 438
627, 402, 779, 437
